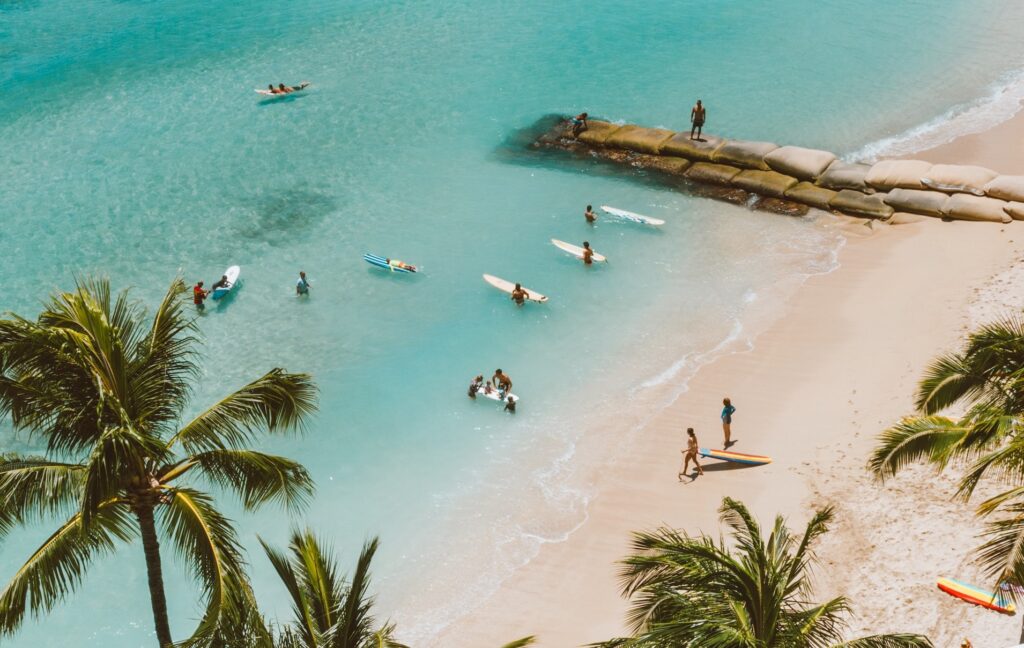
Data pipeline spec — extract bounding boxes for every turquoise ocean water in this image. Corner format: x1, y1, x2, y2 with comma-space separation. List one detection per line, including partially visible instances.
2, 0, 1024, 644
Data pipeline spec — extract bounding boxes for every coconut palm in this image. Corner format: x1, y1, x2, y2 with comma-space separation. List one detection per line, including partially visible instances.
596, 497, 931, 648
869, 318, 1024, 590
0, 277, 317, 647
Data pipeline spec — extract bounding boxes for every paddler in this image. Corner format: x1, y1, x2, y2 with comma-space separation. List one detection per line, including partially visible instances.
296, 271, 311, 296
581, 241, 594, 265
492, 369, 512, 395
510, 283, 530, 306
584, 204, 597, 224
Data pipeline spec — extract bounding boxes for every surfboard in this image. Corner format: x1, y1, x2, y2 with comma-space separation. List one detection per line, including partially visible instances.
255, 82, 310, 96
479, 388, 518, 404
211, 265, 240, 300
698, 448, 772, 466
600, 205, 665, 226
364, 253, 417, 273
482, 274, 548, 303
551, 239, 607, 263
937, 577, 1016, 614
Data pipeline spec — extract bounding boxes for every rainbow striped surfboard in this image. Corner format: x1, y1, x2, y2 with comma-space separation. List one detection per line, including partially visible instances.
937, 578, 1016, 614
698, 448, 772, 466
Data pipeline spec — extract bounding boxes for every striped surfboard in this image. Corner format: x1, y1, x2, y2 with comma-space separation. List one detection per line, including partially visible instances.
698, 448, 772, 466
937, 577, 1016, 614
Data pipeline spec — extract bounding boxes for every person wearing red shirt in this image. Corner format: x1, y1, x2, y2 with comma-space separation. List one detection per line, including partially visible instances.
193, 281, 209, 311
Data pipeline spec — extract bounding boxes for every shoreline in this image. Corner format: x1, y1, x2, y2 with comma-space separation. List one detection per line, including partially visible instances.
433, 122, 1024, 644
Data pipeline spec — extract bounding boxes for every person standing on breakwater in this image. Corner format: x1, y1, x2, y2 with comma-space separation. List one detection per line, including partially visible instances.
584, 204, 597, 224
571, 112, 589, 137
722, 397, 736, 447
680, 428, 704, 480
690, 99, 706, 141
296, 271, 311, 296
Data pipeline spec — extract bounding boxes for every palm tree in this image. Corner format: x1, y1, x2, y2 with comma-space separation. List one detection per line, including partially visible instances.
0, 277, 318, 647
869, 318, 1024, 589
597, 497, 931, 647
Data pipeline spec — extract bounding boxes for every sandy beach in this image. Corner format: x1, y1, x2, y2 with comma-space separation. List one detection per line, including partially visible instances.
435, 117, 1024, 646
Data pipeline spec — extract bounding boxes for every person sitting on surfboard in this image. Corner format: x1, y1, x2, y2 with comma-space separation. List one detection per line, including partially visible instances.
492, 369, 512, 395
584, 205, 597, 224
582, 241, 594, 265
510, 283, 530, 306
467, 375, 483, 398
571, 112, 588, 137
296, 271, 311, 296
211, 274, 230, 292
680, 428, 704, 480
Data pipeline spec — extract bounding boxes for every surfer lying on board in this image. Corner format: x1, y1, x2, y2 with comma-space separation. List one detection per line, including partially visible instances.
467, 375, 484, 398
268, 82, 310, 94
492, 369, 512, 394
510, 283, 530, 305
571, 112, 588, 137
584, 205, 597, 224
582, 241, 595, 265
680, 428, 704, 480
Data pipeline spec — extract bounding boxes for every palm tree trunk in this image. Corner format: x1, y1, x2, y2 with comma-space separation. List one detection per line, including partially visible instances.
135, 504, 173, 647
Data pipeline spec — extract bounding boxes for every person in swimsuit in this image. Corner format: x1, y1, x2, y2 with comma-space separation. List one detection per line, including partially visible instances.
492, 369, 512, 394
193, 281, 209, 311
510, 283, 530, 306
690, 99, 705, 141
467, 375, 484, 398
296, 271, 311, 296
581, 241, 594, 265
211, 274, 230, 293
571, 112, 589, 137
267, 84, 280, 94
584, 205, 597, 224
504, 396, 517, 414
722, 397, 736, 447
680, 427, 704, 479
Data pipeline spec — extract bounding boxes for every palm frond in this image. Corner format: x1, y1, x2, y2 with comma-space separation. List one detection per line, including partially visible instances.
161, 449, 313, 512
833, 634, 934, 648
498, 637, 537, 648
0, 499, 134, 635
330, 537, 380, 648
0, 454, 85, 537
79, 425, 165, 526
975, 503, 1024, 588
168, 370, 318, 454
868, 416, 969, 480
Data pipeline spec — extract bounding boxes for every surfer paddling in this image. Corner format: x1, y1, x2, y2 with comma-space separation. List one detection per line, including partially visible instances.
510, 283, 530, 305
721, 397, 736, 447
584, 204, 597, 224
680, 428, 704, 480
267, 82, 310, 95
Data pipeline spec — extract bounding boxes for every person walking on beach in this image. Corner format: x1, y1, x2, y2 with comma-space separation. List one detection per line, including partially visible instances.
510, 283, 530, 306
722, 397, 736, 447
296, 271, 311, 296
571, 112, 589, 137
690, 99, 706, 141
193, 281, 209, 312
492, 368, 512, 395
584, 205, 597, 224
680, 428, 704, 480
581, 241, 594, 265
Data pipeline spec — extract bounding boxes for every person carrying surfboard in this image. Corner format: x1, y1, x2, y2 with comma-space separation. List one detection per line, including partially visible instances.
492, 369, 512, 395
510, 283, 530, 306
296, 271, 311, 296
680, 428, 704, 479
584, 205, 597, 224
721, 397, 736, 447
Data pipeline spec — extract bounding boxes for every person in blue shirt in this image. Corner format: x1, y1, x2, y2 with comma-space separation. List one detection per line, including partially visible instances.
721, 397, 736, 447
296, 271, 311, 296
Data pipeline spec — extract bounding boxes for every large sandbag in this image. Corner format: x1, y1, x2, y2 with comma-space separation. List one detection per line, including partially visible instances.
816, 161, 874, 193
764, 146, 837, 180
865, 159, 933, 190
785, 182, 837, 210
984, 175, 1024, 202
1004, 202, 1024, 221
944, 193, 1012, 223
661, 133, 726, 161
685, 162, 742, 185
888, 212, 928, 225
605, 125, 676, 154
632, 155, 692, 175
731, 170, 798, 198
575, 120, 623, 146
829, 189, 894, 219
713, 140, 779, 170
881, 188, 949, 217
920, 164, 997, 195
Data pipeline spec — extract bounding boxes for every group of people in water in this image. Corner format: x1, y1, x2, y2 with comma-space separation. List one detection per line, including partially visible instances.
264, 82, 310, 95
192, 270, 310, 312
467, 369, 516, 413
679, 397, 736, 480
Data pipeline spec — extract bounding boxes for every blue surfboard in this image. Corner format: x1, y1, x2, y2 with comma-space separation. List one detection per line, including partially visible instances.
364, 253, 417, 273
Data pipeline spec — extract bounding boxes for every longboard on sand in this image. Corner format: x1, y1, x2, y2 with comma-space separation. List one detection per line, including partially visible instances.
600, 205, 665, 226
364, 253, 418, 273
482, 274, 548, 303
698, 448, 772, 466
551, 239, 607, 263
937, 577, 1016, 614
211, 265, 240, 300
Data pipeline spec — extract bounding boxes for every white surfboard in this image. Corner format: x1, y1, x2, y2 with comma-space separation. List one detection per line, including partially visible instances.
600, 205, 665, 226
255, 82, 311, 96
482, 274, 548, 303
480, 388, 518, 404
551, 239, 607, 263
211, 265, 240, 300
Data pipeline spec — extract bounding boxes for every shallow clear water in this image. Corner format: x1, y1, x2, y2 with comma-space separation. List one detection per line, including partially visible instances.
2, 0, 1024, 645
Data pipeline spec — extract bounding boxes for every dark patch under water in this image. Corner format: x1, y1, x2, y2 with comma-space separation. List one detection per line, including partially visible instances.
238, 187, 339, 243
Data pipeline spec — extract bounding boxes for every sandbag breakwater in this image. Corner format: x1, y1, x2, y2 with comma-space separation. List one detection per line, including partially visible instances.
530, 117, 1024, 224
